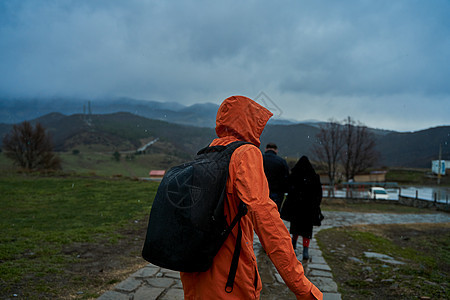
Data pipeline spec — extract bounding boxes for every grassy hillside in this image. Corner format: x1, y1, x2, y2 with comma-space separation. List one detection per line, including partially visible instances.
0, 173, 159, 299
1, 112, 449, 169
0, 150, 186, 178
4, 151, 448, 186
91, 112, 215, 156
59, 149, 185, 177
0, 112, 216, 156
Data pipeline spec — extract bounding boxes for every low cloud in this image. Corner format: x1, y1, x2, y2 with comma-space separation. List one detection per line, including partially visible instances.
0, 0, 449, 131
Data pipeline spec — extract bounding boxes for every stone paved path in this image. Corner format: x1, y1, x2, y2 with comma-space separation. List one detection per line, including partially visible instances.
98, 211, 450, 300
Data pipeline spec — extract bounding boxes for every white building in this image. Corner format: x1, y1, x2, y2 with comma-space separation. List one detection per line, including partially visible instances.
431, 160, 450, 175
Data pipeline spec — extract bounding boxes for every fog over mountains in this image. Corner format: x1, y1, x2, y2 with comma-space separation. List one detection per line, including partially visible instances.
1, 98, 449, 168
0, 97, 215, 127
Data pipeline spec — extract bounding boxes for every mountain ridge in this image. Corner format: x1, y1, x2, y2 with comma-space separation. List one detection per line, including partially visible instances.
1, 111, 448, 169
0, 97, 395, 132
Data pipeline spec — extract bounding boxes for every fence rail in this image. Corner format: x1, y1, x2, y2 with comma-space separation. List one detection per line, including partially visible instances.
322, 185, 450, 213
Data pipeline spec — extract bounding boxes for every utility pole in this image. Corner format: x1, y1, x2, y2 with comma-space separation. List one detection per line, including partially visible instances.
437, 143, 442, 185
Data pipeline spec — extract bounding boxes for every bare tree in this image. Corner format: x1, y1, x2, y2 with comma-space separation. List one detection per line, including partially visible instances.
312, 120, 345, 197
2, 121, 61, 170
341, 116, 355, 182
340, 117, 379, 181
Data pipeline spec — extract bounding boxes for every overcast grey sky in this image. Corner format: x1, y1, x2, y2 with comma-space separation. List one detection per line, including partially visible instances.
1, 0, 449, 132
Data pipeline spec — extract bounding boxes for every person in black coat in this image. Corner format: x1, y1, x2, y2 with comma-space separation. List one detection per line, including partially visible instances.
262, 143, 289, 211
281, 156, 323, 260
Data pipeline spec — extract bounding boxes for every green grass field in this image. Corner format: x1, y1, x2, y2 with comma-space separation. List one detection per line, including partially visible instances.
0, 150, 184, 178
0, 173, 159, 299
0, 150, 448, 298
317, 223, 450, 299
59, 148, 186, 177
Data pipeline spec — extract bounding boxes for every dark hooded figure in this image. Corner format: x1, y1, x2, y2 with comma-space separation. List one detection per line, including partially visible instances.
282, 156, 323, 261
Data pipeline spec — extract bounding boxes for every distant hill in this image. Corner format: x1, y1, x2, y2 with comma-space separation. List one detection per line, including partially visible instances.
0, 97, 296, 128
261, 124, 449, 168
0, 97, 208, 126
1, 112, 448, 168
375, 126, 450, 168
260, 123, 320, 158
0, 112, 216, 160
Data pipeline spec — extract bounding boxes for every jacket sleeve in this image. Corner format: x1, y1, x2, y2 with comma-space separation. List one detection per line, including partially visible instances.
233, 146, 323, 300
316, 175, 323, 205
282, 159, 290, 193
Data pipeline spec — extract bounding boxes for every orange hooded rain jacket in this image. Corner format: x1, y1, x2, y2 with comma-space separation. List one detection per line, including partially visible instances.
180, 96, 323, 300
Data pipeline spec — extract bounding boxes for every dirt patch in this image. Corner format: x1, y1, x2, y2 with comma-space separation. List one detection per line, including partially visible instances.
316, 223, 450, 299
4, 218, 149, 300
62, 219, 150, 299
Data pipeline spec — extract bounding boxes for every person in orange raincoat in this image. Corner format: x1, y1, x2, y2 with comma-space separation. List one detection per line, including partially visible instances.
180, 95, 322, 300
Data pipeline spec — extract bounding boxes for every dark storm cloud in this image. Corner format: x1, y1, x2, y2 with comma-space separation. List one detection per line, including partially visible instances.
0, 0, 449, 131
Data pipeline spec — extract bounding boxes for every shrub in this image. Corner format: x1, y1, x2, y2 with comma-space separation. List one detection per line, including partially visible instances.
2, 121, 61, 171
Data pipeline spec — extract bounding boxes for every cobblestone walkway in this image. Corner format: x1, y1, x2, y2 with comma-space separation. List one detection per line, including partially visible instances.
98, 211, 450, 300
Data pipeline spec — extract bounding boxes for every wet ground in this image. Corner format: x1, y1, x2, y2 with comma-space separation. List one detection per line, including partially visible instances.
98, 211, 450, 300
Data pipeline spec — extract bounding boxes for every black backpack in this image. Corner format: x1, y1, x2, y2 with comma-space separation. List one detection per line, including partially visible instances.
142, 141, 250, 292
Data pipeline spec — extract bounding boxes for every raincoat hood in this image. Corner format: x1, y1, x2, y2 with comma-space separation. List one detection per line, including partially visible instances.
215, 95, 273, 147
291, 155, 316, 179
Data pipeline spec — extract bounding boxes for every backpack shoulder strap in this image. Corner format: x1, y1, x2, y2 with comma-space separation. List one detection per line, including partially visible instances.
197, 140, 252, 293
225, 201, 247, 293
197, 140, 251, 156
